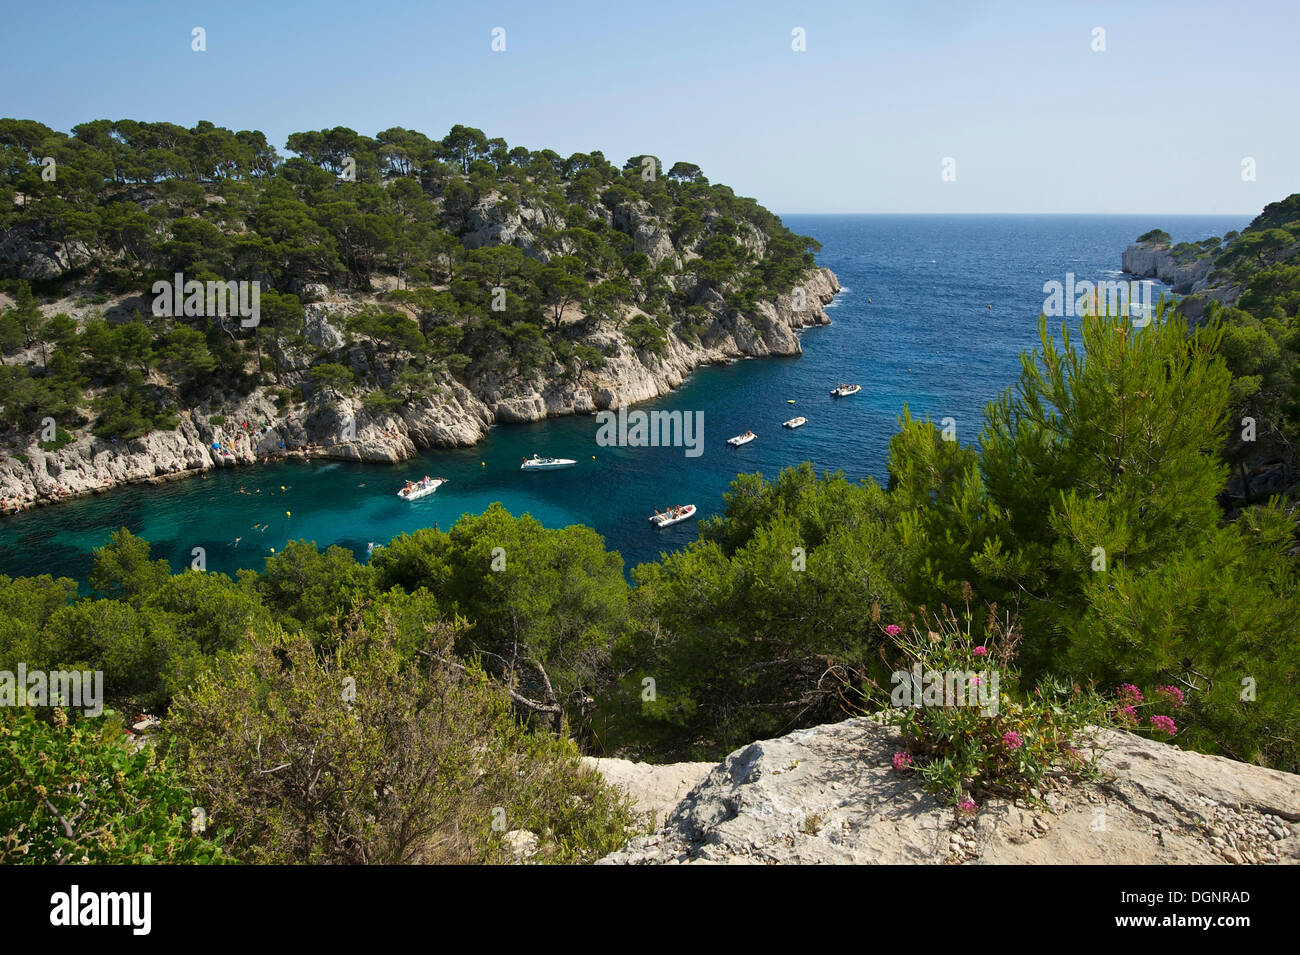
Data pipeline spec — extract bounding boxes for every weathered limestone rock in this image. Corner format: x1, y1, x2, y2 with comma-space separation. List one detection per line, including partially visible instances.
462, 191, 559, 257
1121, 242, 1215, 294
582, 755, 715, 831
303, 302, 350, 350
598, 717, 1300, 865
0, 267, 839, 511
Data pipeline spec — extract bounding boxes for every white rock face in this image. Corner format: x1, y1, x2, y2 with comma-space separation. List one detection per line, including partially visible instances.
611, 200, 677, 267
1121, 242, 1215, 293
303, 303, 350, 350
479, 266, 841, 420
0, 394, 294, 507
462, 191, 559, 257
0, 225, 79, 279
597, 717, 1300, 865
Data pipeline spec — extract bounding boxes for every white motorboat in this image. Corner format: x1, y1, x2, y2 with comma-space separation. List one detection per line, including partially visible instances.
727, 431, 756, 447
783, 416, 807, 429
397, 476, 446, 501
649, 504, 696, 527
520, 454, 577, 471
830, 384, 861, 397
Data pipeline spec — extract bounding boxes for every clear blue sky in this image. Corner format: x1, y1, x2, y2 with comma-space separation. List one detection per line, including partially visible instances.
2, 0, 1294, 214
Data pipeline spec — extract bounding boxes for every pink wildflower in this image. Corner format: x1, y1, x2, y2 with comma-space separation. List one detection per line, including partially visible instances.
1148, 715, 1177, 736
1117, 684, 1143, 706
1115, 705, 1138, 725
892, 751, 912, 771
1154, 685, 1185, 708
1002, 730, 1023, 750
884, 624, 902, 637
973, 645, 988, 657
957, 796, 977, 815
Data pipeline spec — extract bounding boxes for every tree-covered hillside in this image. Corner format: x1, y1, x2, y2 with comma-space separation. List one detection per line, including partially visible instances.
0, 119, 822, 443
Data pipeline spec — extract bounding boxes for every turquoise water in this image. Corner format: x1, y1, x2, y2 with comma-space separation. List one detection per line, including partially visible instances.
0, 214, 1248, 583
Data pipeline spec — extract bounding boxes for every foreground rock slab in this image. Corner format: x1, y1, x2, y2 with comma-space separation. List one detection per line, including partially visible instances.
598, 718, 1300, 865
582, 755, 714, 830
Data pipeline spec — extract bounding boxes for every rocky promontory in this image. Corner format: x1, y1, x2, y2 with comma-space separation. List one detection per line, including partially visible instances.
596, 717, 1300, 865
1120, 240, 1215, 294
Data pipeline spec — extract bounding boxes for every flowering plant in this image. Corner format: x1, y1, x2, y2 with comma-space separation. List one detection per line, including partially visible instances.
1110, 683, 1187, 740
870, 601, 1108, 815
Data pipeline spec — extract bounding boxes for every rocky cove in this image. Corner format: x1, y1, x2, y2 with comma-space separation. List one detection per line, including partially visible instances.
0, 267, 840, 512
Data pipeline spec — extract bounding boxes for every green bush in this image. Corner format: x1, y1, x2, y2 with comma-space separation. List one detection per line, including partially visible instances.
167, 620, 633, 864
0, 708, 229, 864
37, 428, 74, 452
625, 319, 667, 354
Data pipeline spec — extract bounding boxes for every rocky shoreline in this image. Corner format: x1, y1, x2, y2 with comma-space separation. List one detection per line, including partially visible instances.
1120, 238, 1242, 321
0, 267, 840, 514
1120, 240, 1215, 294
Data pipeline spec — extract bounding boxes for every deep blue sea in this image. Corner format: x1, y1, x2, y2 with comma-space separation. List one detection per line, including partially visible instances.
0, 214, 1249, 583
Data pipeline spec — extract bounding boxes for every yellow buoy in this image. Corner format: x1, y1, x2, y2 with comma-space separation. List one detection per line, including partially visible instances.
285, 511, 291, 517
481, 461, 485, 467
280, 485, 286, 491
270, 548, 275, 553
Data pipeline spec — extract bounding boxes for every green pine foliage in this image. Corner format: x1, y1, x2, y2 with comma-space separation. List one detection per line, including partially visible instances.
1143, 195, 1300, 495
610, 308, 1300, 770
0, 119, 821, 443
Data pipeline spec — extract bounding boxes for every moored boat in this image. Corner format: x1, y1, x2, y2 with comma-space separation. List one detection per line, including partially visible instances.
520, 454, 577, 470
830, 383, 861, 397
649, 504, 696, 527
397, 476, 446, 501
727, 431, 756, 446
783, 416, 807, 429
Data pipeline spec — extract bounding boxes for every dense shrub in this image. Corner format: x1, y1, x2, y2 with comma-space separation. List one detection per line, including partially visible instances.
166, 620, 632, 864
0, 707, 229, 864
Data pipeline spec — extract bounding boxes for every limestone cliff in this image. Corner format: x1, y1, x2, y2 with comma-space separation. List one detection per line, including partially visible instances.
0, 267, 839, 510
1120, 241, 1216, 294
